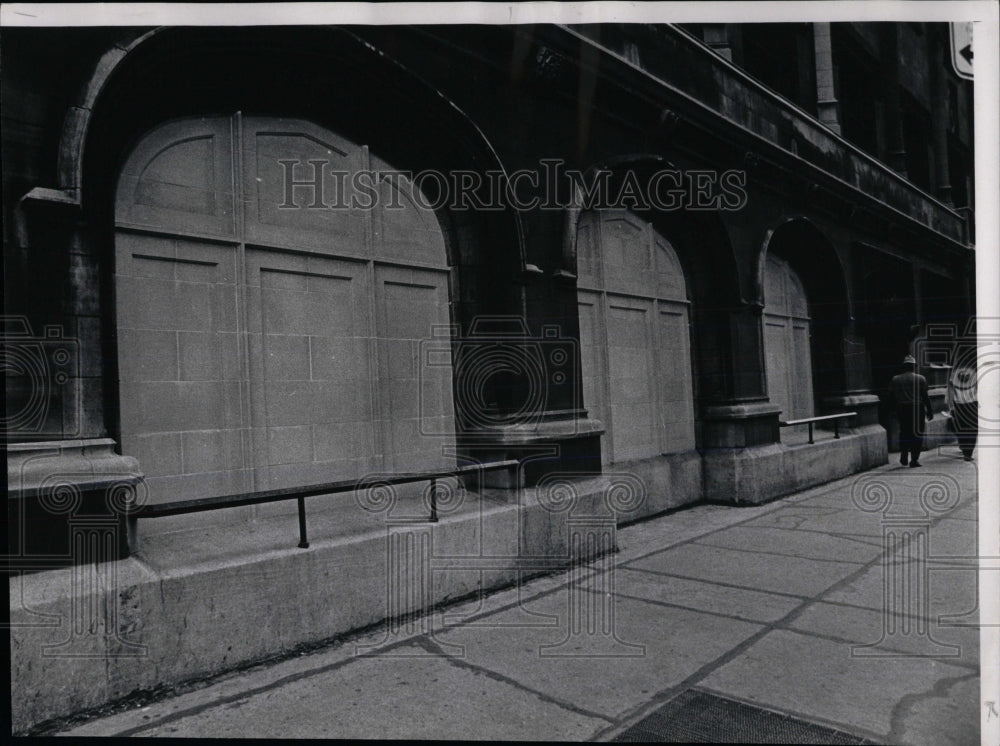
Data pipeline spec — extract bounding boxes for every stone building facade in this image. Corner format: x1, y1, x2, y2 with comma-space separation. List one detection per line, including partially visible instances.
4, 22, 975, 548
2, 20, 977, 731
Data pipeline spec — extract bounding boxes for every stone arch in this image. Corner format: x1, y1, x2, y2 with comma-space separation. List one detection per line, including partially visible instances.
567, 156, 743, 407
56, 28, 166, 200
67, 26, 526, 442
757, 217, 852, 323
561, 154, 741, 306
67, 26, 524, 279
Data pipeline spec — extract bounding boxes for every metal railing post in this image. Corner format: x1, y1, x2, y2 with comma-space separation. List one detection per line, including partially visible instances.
297, 497, 309, 548
808, 422, 814, 444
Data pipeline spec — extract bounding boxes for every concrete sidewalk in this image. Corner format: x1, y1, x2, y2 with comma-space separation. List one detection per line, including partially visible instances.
51, 448, 981, 742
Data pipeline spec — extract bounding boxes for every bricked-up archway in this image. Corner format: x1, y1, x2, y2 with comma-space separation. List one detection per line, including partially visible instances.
762, 253, 815, 421
575, 209, 695, 464
70, 27, 526, 453
759, 218, 852, 416
115, 115, 458, 506
564, 158, 744, 420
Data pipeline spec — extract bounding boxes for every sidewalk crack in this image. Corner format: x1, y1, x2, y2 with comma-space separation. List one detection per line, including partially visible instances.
884, 670, 979, 744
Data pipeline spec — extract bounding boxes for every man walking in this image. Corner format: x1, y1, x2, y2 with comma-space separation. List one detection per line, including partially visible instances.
947, 361, 978, 461
890, 354, 933, 467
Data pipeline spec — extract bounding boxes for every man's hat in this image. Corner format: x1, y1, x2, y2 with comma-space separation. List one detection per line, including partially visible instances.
902, 355, 916, 365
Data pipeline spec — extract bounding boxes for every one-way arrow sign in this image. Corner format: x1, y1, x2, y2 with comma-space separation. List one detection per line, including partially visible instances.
950, 22, 973, 79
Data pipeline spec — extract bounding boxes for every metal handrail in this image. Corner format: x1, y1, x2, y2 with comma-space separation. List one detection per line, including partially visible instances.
126, 459, 520, 553
778, 411, 857, 445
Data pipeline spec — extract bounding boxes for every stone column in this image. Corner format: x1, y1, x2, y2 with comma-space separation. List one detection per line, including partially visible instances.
457, 204, 605, 484
820, 322, 883, 428
699, 304, 786, 505
813, 23, 842, 135
930, 29, 953, 204
880, 25, 908, 175
8, 190, 142, 562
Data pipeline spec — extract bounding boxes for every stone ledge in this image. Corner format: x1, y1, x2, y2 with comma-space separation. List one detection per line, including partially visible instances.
701, 402, 782, 420
465, 416, 605, 444
8, 438, 141, 492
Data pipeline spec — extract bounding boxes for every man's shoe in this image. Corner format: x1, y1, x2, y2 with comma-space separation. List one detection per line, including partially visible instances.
900, 454, 909, 466
964, 454, 973, 462
909, 461, 922, 468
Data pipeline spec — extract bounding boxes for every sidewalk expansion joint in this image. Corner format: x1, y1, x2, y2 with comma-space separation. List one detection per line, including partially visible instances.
577, 586, 777, 627
101, 629, 438, 737
415, 636, 616, 724
617, 565, 812, 601
687, 538, 874, 566
612, 493, 828, 568
768, 623, 980, 670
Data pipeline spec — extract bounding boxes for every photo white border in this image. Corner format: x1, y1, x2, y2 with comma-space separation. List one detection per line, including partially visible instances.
1, 3, 997, 744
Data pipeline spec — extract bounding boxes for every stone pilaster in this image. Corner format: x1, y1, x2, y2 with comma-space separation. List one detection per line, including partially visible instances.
813, 23, 841, 135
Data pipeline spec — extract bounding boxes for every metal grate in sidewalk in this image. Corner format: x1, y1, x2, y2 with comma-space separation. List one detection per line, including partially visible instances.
612, 689, 880, 744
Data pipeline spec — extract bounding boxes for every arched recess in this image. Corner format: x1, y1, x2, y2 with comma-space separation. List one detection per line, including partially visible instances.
762, 254, 814, 419
564, 156, 743, 416
576, 209, 695, 464
115, 114, 455, 502
70, 27, 526, 449
759, 218, 852, 419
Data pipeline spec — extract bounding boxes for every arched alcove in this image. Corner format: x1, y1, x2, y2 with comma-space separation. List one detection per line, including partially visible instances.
759, 218, 852, 416
69, 27, 526, 452
566, 156, 743, 424
576, 208, 695, 463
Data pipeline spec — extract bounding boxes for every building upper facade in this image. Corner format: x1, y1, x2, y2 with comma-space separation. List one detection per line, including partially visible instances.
571, 22, 974, 247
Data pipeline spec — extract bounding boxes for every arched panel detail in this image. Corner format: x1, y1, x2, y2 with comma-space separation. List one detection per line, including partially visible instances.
757, 216, 852, 323
759, 216, 852, 412
116, 117, 235, 238
69, 26, 524, 275
654, 235, 687, 301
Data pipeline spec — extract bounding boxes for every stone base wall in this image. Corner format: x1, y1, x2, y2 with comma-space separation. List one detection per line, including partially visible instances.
702, 425, 888, 505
